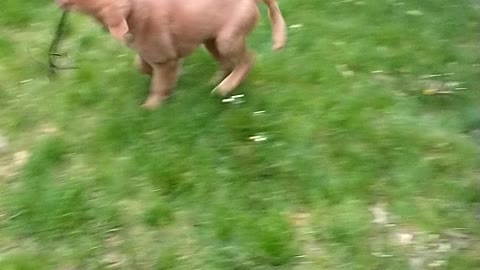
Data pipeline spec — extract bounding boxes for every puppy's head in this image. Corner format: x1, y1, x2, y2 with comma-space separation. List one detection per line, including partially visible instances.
54, 0, 130, 41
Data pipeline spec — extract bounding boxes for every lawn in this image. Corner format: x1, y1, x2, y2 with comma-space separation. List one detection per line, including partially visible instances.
0, 0, 479, 269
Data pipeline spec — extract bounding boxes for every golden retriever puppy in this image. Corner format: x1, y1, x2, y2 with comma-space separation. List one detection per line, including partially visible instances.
55, 0, 286, 109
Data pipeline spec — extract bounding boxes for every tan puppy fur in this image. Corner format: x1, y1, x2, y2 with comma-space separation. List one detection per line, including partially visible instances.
55, 0, 286, 109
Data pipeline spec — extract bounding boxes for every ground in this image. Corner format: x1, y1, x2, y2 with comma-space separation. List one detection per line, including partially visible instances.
0, 0, 479, 269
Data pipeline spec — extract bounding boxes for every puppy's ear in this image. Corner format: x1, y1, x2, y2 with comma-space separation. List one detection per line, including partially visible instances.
108, 19, 129, 41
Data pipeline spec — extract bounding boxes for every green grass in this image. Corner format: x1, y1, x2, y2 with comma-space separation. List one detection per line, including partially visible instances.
1, 0, 479, 269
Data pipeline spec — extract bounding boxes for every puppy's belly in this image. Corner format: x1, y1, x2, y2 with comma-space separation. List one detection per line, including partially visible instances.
130, 36, 205, 63
174, 41, 204, 58
128, 36, 179, 64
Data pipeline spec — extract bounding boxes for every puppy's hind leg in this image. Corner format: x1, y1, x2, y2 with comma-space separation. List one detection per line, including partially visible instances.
204, 39, 233, 85
211, 5, 258, 97
211, 35, 254, 97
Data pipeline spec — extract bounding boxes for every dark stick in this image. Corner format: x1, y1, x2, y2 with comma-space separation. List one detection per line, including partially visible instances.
48, 11, 70, 79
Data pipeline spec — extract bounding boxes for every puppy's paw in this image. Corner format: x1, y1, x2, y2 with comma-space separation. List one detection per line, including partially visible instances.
141, 95, 163, 110
211, 87, 228, 97
141, 103, 159, 110
211, 79, 236, 97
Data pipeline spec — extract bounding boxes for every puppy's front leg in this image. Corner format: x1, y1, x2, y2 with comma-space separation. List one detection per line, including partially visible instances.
135, 55, 153, 76
142, 60, 179, 110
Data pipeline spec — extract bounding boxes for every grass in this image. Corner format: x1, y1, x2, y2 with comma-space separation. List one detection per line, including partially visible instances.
0, 0, 479, 269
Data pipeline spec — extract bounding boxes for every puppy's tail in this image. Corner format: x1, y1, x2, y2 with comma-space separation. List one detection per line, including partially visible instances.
260, 0, 286, 50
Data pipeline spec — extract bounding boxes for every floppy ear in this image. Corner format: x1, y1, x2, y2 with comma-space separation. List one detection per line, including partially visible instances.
108, 19, 129, 41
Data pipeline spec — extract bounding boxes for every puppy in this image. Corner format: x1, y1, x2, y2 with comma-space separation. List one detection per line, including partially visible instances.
54, 0, 286, 109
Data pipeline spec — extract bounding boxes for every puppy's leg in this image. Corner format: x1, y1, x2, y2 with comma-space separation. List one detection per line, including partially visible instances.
134, 54, 153, 76
212, 6, 258, 97
142, 60, 179, 110
212, 35, 254, 96
204, 39, 233, 85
